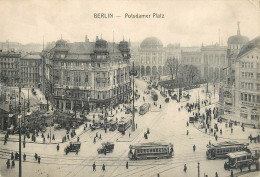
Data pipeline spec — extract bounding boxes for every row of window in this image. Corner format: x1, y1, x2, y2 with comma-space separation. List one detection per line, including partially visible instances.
241, 82, 253, 90
241, 72, 253, 79
241, 62, 253, 68
240, 93, 260, 103
247, 55, 259, 59
55, 85, 129, 99
215, 146, 243, 154
136, 148, 168, 154
182, 57, 201, 63
140, 58, 163, 65
0, 58, 18, 62
240, 113, 259, 121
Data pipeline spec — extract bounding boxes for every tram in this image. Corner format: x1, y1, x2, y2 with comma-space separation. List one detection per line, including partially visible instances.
139, 103, 150, 115
151, 90, 158, 101
206, 141, 249, 160
128, 142, 174, 160
118, 117, 132, 133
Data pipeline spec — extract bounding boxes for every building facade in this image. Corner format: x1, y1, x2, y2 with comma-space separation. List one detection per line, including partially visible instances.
20, 52, 42, 88
219, 23, 249, 115
200, 44, 227, 81
0, 51, 21, 86
234, 36, 260, 126
43, 36, 131, 113
135, 37, 168, 78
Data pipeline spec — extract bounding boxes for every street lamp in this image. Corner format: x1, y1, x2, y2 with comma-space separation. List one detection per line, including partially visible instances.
17, 97, 22, 177
130, 62, 137, 131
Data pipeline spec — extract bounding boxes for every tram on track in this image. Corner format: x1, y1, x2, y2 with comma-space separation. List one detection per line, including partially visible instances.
128, 142, 173, 160
118, 117, 132, 133
151, 90, 158, 101
139, 103, 150, 115
206, 141, 249, 160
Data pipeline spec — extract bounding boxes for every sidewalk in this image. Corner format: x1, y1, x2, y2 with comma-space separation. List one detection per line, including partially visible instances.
0, 123, 89, 144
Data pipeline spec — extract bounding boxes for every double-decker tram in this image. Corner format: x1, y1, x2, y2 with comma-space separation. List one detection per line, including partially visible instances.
206, 141, 249, 160
128, 142, 174, 160
118, 117, 132, 133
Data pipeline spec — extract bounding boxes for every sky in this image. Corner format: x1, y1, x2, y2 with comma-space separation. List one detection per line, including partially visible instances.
0, 0, 259, 46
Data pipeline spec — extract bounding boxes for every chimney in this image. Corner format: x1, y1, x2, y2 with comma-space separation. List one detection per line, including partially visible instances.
85, 35, 89, 43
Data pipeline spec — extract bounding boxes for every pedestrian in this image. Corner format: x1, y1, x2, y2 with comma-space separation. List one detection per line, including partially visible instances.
76, 149, 78, 155
248, 164, 251, 171
224, 162, 227, 170
99, 134, 102, 140
34, 153, 38, 161
96, 132, 98, 138
240, 166, 242, 173
15, 152, 19, 160
184, 164, 187, 172
215, 172, 218, 177
4, 138, 7, 145
77, 137, 80, 142
23, 141, 25, 148
11, 152, 14, 160
209, 141, 211, 145
52, 134, 55, 140
136, 123, 138, 129
187, 130, 189, 135
93, 162, 96, 171
126, 161, 128, 169
231, 127, 233, 134
187, 121, 189, 127
231, 170, 233, 177
6, 159, 10, 169
129, 132, 131, 137
23, 153, 26, 161
57, 144, 60, 151
47, 133, 49, 139
102, 164, 106, 171
43, 137, 45, 143
157, 173, 160, 177
11, 160, 15, 168
193, 145, 196, 151
38, 156, 41, 164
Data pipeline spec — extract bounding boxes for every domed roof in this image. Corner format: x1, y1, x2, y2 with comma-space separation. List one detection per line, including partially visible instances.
227, 35, 249, 44
237, 36, 260, 58
55, 39, 67, 47
140, 37, 163, 49
227, 22, 249, 44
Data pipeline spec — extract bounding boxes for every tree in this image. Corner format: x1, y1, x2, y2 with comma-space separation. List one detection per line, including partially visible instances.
165, 57, 180, 81
180, 65, 200, 83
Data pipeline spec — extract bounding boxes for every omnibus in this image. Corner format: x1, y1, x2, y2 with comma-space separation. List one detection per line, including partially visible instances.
139, 103, 150, 115
128, 142, 173, 160
118, 117, 132, 133
226, 151, 258, 169
206, 141, 249, 160
151, 90, 158, 101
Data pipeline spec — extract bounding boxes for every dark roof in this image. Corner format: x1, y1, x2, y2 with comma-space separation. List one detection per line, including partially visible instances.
227, 34, 249, 44
237, 36, 260, 58
140, 37, 163, 48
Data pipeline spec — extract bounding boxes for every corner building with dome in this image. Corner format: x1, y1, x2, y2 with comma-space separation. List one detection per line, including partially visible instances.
42, 36, 131, 112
